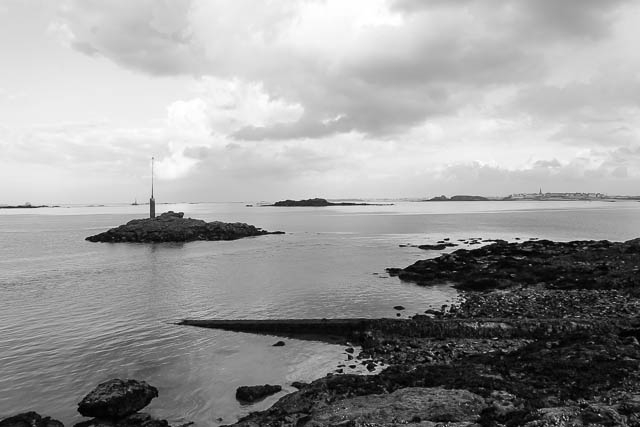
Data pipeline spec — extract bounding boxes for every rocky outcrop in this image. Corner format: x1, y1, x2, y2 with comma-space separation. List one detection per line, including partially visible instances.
269, 198, 391, 207
388, 238, 640, 292
77, 379, 158, 419
426, 195, 489, 201
307, 387, 485, 425
235, 385, 282, 403
418, 242, 457, 250
86, 211, 283, 243
0, 412, 63, 427
0, 380, 167, 427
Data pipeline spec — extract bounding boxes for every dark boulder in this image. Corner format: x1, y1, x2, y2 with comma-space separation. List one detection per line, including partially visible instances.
73, 413, 168, 427
235, 384, 282, 403
77, 379, 158, 420
418, 243, 457, 250
0, 412, 63, 427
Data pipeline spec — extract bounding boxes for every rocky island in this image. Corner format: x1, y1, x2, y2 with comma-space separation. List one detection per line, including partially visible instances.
86, 211, 283, 243
267, 198, 392, 207
426, 195, 490, 201
181, 237, 640, 426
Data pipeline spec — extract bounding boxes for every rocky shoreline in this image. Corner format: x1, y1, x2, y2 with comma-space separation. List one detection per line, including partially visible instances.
85, 211, 283, 243
211, 237, 640, 426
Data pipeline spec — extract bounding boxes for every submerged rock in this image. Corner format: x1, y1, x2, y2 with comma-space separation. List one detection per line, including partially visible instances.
86, 211, 283, 243
0, 412, 63, 427
77, 379, 158, 419
235, 384, 282, 403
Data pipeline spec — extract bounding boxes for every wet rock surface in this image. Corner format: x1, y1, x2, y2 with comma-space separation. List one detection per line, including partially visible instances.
1, 380, 170, 427
77, 379, 158, 419
307, 387, 485, 426
387, 238, 640, 292
86, 211, 282, 243
226, 237, 640, 427
73, 413, 169, 427
235, 385, 282, 404
0, 412, 63, 427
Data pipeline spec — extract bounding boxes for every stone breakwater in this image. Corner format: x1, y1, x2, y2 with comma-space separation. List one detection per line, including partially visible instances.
86, 211, 283, 243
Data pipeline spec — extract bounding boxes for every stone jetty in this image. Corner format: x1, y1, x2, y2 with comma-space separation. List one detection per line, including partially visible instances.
86, 211, 283, 243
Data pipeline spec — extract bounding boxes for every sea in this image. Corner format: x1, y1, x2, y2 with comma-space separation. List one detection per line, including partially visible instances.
2, 200, 640, 426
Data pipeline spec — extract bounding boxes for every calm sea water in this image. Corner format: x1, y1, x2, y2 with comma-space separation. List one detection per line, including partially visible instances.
2, 200, 640, 426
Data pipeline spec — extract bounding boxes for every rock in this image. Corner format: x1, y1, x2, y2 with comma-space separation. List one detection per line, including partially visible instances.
269, 198, 391, 207
77, 379, 158, 420
86, 212, 282, 243
418, 243, 457, 250
393, 305, 405, 310
235, 384, 282, 403
272, 341, 285, 347
345, 347, 355, 354
73, 413, 168, 427
291, 382, 308, 389
306, 387, 484, 425
0, 412, 63, 427
389, 238, 640, 293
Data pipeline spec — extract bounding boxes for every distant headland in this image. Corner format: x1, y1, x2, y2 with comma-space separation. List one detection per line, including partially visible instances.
266, 198, 393, 207
0, 203, 57, 209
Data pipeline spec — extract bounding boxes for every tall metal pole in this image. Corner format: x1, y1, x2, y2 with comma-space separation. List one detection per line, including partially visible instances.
150, 157, 156, 218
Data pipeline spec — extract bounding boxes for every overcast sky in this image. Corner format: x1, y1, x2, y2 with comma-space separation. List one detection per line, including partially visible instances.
1, 0, 639, 204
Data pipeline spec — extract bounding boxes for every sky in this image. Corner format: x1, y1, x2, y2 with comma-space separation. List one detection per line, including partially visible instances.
1, 0, 640, 204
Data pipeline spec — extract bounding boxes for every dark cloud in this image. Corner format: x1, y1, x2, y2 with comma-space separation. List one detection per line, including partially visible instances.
516, 0, 629, 40
392, 0, 629, 40
59, 0, 204, 76
54, 0, 639, 147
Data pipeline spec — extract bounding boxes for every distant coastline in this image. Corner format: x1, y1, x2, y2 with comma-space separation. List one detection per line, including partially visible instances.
0, 204, 57, 209
424, 192, 640, 202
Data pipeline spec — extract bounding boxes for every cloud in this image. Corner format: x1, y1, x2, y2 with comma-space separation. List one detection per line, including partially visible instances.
11, 0, 637, 202
50, 0, 640, 147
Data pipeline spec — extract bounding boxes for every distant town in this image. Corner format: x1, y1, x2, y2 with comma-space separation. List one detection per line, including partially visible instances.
426, 190, 640, 202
